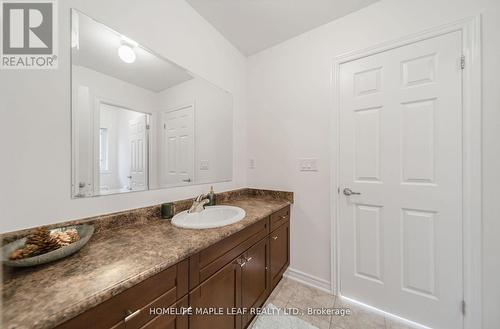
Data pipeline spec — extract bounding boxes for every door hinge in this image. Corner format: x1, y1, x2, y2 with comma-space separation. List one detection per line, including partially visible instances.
461, 300, 466, 315
163, 123, 166, 129
337, 187, 340, 194
460, 55, 466, 70
146, 124, 150, 130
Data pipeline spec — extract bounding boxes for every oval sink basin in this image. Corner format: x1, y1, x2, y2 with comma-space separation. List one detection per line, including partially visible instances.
171, 206, 246, 229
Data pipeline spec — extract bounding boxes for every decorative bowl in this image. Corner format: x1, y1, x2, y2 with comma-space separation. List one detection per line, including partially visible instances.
1, 225, 94, 267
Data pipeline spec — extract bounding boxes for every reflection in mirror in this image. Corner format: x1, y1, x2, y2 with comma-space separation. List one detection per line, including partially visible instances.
98, 105, 149, 195
71, 10, 233, 198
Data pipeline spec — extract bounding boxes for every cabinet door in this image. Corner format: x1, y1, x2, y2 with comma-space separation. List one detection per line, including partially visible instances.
270, 222, 290, 288
241, 238, 270, 328
189, 260, 242, 329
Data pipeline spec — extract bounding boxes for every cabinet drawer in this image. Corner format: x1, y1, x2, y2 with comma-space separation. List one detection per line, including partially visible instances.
270, 206, 290, 232
270, 221, 290, 288
56, 259, 188, 329
139, 296, 188, 329
189, 218, 268, 289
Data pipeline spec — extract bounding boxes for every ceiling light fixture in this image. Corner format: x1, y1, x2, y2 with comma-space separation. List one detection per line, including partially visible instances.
118, 43, 136, 63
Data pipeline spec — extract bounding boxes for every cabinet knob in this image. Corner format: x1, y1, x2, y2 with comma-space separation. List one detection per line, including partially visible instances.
272, 236, 278, 240
125, 309, 141, 322
281, 215, 287, 219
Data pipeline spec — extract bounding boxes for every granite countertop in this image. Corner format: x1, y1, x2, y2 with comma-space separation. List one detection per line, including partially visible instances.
1, 196, 291, 329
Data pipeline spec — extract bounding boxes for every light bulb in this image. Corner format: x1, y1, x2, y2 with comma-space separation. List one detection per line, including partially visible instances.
118, 44, 136, 63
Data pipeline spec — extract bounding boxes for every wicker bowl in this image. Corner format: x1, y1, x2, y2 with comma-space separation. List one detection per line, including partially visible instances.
1, 225, 94, 267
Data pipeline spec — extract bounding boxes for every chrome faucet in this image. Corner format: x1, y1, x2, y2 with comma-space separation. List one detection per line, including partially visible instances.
188, 194, 210, 213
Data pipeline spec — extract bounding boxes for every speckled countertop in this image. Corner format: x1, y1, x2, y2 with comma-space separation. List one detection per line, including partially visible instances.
1, 195, 291, 329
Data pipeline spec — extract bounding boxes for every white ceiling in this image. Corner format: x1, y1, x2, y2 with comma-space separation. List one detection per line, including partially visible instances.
186, 0, 380, 56
73, 11, 193, 92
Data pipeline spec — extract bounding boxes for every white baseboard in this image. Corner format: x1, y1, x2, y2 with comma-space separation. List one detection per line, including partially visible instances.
284, 268, 333, 294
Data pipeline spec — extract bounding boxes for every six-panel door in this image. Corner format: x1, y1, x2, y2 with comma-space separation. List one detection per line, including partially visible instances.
338, 30, 463, 329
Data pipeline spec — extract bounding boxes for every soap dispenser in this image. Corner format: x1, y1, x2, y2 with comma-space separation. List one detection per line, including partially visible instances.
208, 186, 216, 206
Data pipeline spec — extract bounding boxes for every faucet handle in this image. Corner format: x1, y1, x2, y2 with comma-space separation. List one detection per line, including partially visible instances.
195, 194, 207, 202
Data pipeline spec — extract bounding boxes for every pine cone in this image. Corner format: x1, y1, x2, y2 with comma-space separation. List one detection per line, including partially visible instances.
51, 231, 72, 246
9, 244, 40, 260
26, 227, 51, 246
66, 229, 80, 243
26, 227, 60, 253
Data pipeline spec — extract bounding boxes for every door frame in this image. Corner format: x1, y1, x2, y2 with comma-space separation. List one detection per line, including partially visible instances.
330, 16, 482, 329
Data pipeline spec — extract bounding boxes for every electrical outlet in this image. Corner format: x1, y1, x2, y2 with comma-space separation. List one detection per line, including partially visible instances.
299, 158, 318, 171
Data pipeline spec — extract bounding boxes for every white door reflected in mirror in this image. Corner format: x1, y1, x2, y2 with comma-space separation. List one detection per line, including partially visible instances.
161, 105, 195, 187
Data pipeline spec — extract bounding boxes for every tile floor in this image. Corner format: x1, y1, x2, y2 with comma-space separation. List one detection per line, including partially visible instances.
251, 277, 419, 329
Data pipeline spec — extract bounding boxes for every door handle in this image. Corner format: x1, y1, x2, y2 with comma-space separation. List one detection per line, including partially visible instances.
182, 178, 191, 182
343, 188, 361, 196
245, 256, 253, 263
272, 236, 278, 240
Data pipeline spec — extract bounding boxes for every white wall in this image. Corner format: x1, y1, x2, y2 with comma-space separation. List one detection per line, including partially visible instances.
246, 0, 500, 328
0, 0, 247, 233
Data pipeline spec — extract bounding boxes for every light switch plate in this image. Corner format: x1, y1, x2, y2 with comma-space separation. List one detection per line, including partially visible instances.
248, 158, 256, 169
299, 158, 318, 171
200, 160, 209, 170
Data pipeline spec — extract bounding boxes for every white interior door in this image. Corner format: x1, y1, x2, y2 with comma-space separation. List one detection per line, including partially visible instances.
129, 116, 147, 191
162, 106, 195, 186
338, 31, 463, 329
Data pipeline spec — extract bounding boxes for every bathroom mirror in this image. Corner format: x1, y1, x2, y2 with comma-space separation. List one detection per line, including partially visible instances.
71, 10, 233, 198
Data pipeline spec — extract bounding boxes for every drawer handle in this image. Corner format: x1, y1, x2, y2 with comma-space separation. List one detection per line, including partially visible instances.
125, 309, 141, 322
272, 236, 278, 240
237, 258, 247, 267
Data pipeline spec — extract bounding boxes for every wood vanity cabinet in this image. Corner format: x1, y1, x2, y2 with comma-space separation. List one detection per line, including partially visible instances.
188, 205, 289, 329
54, 205, 290, 329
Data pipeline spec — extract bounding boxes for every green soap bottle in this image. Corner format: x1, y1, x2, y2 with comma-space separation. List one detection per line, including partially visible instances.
208, 186, 216, 206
